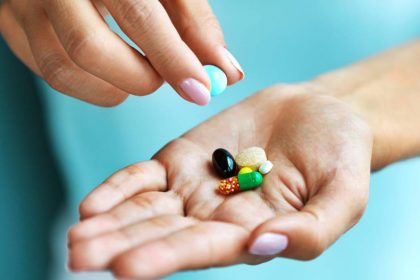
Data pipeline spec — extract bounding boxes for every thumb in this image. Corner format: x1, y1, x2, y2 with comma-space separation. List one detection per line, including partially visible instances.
247, 176, 369, 260
161, 0, 244, 85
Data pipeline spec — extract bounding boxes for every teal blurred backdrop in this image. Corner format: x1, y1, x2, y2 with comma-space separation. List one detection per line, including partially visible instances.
1, 1, 419, 279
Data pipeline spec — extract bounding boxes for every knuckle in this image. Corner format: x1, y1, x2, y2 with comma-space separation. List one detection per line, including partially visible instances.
117, 0, 154, 32
39, 52, 71, 92
63, 29, 102, 66
131, 194, 154, 209
201, 14, 221, 32
149, 215, 175, 228
182, 13, 220, 38
125, 163, 144, 176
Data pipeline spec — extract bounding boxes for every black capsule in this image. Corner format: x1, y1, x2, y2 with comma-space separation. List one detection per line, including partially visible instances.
212, 148, 237, 178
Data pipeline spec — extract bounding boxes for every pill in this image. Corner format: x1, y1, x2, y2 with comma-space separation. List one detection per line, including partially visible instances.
212, 148, 236, 178
218, 171, 263, 195
204, 65, 227, 96
259, 160, 273, 175
235, 147, 267, 171
238, 167, 253, 175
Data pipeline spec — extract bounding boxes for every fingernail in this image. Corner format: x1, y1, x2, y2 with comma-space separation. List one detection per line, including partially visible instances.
249, 233, 288, 256
179, 78, 211, 106
222, 48, 244, 79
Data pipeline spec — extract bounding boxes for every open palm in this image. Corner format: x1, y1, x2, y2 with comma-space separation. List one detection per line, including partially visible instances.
68, 84, 373, 279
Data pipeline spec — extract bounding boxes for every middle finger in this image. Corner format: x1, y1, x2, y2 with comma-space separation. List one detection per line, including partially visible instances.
43, 0, 163, 95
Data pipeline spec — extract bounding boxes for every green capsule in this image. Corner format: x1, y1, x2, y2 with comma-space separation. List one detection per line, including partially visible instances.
238, 171, 263, 191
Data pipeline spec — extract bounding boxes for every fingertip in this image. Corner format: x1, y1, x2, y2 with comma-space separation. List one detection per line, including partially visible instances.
249, 232, 289, 256
219, 47, 244, 84
78, 197, 98, 220
111, 251, 154, 279
179, 77, 211, 105
79, 186, 125, 220
248, 212, 328, 260
69, 215, 116, 244
68, 238, 109, 271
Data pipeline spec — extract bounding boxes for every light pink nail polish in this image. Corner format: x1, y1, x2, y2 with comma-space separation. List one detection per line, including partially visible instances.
222, 48, 244, 79
179, 78, 211, 106
249, 233, 288, 256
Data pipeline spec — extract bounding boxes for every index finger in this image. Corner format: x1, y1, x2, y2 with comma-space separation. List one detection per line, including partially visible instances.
102, 0, 212, 105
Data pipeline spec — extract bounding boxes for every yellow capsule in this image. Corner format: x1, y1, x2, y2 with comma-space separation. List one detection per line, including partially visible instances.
238, 167, 253, 175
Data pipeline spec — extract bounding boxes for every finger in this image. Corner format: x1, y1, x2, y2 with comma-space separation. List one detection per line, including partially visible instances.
0, 3, 40, 74
69, 215, 195, 271
20, 6, 128, 106
70, 191, 182, 243
79, 160, 167, 219
102, 0, 212, 105
112, 222, 249, 279
92, 0, 109, 17
248, 173, 370, 260
161, 0, 244, 84
43, 0, 163, 95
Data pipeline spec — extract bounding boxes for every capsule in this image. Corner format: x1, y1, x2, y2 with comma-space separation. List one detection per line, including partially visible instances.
212, 148, 236, 178
218, 171, 263, 195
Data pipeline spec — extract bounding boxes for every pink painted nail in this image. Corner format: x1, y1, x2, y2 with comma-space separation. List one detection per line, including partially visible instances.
222, 48, 244, 79
179, 78, 211, 106
249, 233, 288, 256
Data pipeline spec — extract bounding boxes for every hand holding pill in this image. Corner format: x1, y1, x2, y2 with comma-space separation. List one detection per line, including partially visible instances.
1, 0, 243, 106
69, 84, 372, 279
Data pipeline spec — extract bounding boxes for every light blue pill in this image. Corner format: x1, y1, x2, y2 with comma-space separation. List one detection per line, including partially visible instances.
204, 65, 227, 96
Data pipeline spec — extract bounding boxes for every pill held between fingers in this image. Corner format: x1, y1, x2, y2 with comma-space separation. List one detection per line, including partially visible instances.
204, 65, 227, 96
259, 160, 273, 175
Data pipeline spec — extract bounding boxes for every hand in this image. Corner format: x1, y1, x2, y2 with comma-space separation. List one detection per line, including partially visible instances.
68, 84, 373, 278
0, 0, 243, 106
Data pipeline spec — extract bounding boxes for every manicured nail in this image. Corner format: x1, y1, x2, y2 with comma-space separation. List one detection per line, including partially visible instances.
222, 48, 244, 79
249, 233, 288, 256
179, 78, 211, 106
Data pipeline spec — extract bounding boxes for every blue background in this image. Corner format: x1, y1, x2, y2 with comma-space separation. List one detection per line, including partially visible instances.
1, 1, 419, 279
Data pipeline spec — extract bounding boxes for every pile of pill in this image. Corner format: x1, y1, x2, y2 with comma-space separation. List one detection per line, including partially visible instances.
212, 147, 273, 195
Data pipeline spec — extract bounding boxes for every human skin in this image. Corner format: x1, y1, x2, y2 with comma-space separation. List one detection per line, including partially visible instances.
0, 0, 243, 106
67, 40, 420, 279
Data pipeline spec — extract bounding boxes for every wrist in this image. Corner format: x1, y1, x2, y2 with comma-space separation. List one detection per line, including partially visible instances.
310, 65, 420, 170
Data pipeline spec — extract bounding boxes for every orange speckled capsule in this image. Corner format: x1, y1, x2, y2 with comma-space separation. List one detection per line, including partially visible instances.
218, 172, 263, 195
218, 176, 240, 195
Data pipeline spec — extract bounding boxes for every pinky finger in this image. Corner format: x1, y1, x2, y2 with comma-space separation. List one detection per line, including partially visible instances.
0, 3, 40, 75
